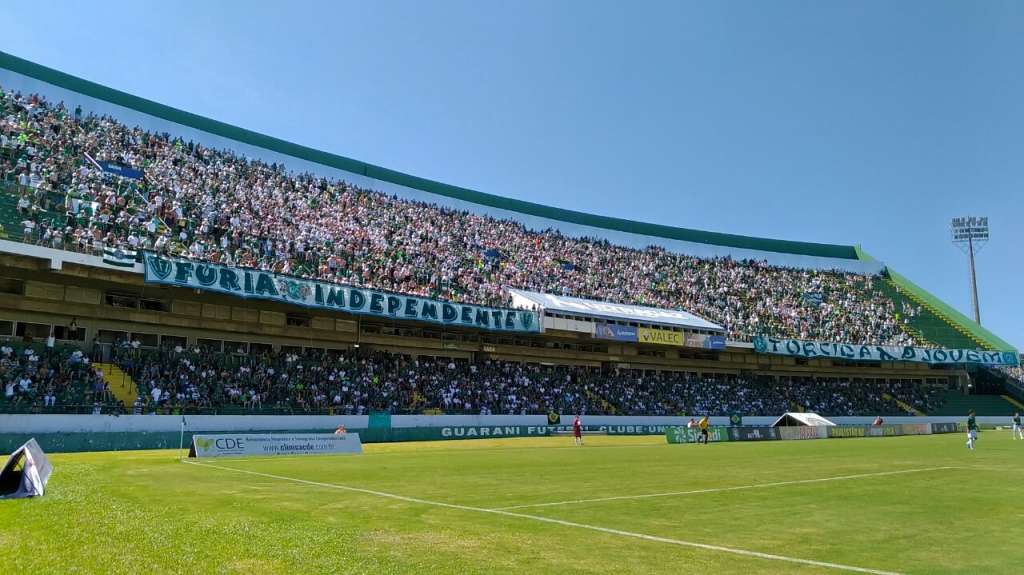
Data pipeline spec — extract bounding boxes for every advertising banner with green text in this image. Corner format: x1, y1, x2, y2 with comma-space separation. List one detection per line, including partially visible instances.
665, 426, 730, 444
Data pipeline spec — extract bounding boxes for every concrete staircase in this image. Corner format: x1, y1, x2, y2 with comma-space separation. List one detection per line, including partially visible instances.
1001, 395, 1024, 412
876, 278, 984, 350
882, 392, 925, 416
93, 362, 138, 407
586, 390, 619, 415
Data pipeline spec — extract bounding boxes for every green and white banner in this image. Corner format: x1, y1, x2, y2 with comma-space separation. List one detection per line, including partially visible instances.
753, 336, 1019, 367
143, 253, 541, 333
103, 246, 137, 267
665, 426, 730, 444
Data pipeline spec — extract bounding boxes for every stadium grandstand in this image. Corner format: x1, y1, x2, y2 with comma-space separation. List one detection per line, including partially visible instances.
0, 49, 1020, 423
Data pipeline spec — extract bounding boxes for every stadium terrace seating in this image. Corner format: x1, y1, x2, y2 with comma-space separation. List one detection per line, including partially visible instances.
874, 278, 983, 350
95, 343, 947, 417
1000, 366, 1024, 385
0, 342, 118, 413
0, 87, 940, 348
927, 390, 1017, 417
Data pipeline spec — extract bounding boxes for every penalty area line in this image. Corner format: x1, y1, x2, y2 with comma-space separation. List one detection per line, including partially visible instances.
182, 459, 904, 575
492, 466, 959, 511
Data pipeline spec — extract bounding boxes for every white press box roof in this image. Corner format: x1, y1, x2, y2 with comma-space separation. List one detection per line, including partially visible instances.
508, 289, 724, 332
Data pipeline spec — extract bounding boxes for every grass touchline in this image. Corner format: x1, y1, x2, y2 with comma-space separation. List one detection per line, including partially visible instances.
491, 466, 960, 510
182, 458, 905, 575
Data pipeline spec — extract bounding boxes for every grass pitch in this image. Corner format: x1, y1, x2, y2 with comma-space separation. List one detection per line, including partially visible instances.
2, 431, 1023, 574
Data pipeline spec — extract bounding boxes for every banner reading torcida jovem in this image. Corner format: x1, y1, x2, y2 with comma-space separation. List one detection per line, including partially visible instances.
753, 336, 1018, 367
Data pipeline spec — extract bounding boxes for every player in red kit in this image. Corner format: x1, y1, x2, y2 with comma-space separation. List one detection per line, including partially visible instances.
573, 414, 583, 446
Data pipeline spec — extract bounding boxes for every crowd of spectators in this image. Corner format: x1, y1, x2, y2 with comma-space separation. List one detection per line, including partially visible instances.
1, 87, 923, 346
0, 342, 113, 413
1000, 366, 1024, 386
110, 343, 942, 417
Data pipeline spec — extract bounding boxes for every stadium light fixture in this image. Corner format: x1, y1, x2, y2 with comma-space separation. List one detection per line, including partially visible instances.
950, 216, 988, 325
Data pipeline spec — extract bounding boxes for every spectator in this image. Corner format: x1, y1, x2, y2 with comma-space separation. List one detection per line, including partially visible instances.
109, 344, 945, 417
0, 87, 925, 348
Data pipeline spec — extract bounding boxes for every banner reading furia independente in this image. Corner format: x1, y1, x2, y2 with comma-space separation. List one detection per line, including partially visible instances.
753, 336, 1019, 367
144, 254, 541, 333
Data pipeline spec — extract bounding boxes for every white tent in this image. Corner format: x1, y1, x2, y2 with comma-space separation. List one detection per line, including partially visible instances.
0, 439, 53, 499
771, 412, 837, 427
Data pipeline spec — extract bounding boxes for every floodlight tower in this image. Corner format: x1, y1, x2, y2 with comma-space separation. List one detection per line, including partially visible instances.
950, 216, 988, 325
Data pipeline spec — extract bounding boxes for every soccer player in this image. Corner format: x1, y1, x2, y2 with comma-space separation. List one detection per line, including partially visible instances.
966, 410, 978, 450
686, 417, 698, 443
1013, 412, 1023, 440
699, 415, 710, 445
573, 414, 583, 446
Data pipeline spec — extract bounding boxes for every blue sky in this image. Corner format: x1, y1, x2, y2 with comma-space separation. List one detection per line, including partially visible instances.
2, 1, 1021, 348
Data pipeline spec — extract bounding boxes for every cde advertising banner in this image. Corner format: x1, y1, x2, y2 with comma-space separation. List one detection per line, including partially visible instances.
189, 433, 363, 458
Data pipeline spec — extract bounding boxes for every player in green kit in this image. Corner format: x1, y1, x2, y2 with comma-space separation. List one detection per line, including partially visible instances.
1013, 412, 1023, 440
966, 410, 978, 450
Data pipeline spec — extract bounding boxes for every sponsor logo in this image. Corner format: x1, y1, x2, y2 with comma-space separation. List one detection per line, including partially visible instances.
828, 426, 867, 438
728, 427, 778, 441
594, 324, 638, 342
666, 426, 729, 443
778, 426, 823, 441
191, 433, 361, 458
638, 327, 684, 346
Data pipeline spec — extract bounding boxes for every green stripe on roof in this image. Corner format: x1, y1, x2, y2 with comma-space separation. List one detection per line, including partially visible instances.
0, 50, 859, 260
886, 268, 1017, 353
856, 247, 1017, 353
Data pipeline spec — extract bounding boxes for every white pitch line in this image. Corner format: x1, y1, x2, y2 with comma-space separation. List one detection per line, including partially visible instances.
182, 460, 904, 575
492, 466, 958, 511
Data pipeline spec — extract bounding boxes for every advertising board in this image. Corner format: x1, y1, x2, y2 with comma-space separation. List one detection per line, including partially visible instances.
727, 426, 779, 441
189, 433, 363, 458
638, 327, 684, 346
777, 426, 828, 441
594, 324, 638, 342
665, 426, 730, 444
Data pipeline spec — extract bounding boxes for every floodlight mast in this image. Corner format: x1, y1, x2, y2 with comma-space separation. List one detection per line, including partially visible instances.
950, 216, 988, 325
966, 235, 980, 324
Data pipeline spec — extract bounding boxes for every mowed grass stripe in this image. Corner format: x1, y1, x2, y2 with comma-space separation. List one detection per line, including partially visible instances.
492, 466, 959, 510
183, 460, 905, 575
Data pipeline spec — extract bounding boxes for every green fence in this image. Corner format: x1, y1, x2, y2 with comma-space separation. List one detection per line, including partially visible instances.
0, 424, 672, 453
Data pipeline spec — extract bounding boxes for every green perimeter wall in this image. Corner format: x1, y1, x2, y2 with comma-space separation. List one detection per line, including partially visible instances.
0, 424, 974, 454
0, 425, 673, 453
